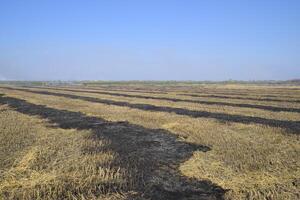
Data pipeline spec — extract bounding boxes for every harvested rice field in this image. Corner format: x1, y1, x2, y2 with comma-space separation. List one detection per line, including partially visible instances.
0, 83, 299, 200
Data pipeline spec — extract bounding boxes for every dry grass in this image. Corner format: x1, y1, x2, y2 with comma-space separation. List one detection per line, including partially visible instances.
0, 84, 299, 199
0, 104, 132, 199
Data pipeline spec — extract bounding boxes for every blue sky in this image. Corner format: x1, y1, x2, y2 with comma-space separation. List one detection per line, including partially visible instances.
0, 0, 299, 81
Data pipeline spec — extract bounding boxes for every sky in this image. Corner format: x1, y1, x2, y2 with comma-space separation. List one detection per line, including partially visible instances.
0, 0, 299, 81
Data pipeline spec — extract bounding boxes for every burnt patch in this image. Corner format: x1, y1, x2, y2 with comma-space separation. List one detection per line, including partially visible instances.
0, 95, 226, 199
23, 86, 300, 112
178, 93, 300, 104
1, 87, 300, 134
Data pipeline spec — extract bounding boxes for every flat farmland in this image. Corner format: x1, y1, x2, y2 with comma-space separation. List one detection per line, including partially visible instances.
0, 83, 299, 200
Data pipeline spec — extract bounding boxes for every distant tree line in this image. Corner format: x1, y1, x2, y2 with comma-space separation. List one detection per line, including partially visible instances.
0, 79, 299, 86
